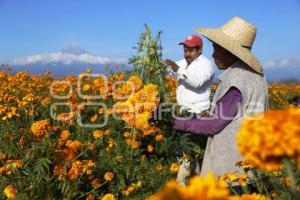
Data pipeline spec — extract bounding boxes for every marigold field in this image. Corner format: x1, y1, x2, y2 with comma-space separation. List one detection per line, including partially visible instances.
0, 26, 299, 200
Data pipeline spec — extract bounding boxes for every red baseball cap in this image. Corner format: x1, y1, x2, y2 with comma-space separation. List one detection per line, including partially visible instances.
179, 35, 203, 48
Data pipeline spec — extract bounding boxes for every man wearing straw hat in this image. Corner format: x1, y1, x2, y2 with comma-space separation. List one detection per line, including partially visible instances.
173, 17, 268, 179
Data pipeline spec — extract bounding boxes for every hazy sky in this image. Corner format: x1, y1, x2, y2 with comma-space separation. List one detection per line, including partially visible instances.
0, 0, 300, 66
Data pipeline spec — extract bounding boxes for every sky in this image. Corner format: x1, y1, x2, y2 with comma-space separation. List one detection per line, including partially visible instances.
0, 0, 300, 69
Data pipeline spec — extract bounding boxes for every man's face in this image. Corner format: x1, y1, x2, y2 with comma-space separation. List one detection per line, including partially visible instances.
183, 45, 201, 65
212, 43, 237, 69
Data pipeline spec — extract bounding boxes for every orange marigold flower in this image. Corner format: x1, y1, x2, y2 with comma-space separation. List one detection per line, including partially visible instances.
91, 178, 101, 189
93, 130, 105, 139
57, 112, 76, 123
155, 134, 164, 142
3, 185, 16, 199
0, 152, 6, 160
31, 119, 51, 137
104, 172, 114, 182
12, 160, 24, 168
125, 139, 140, 149
60, 130, 70, 141
123, 131, 131, 138
86, 193, 95, 200
90, 114, 98, 122
237, 108, 300, 171
66, 140, 82, 152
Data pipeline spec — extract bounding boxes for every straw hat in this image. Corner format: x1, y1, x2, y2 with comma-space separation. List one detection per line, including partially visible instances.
195, 17, 263, 74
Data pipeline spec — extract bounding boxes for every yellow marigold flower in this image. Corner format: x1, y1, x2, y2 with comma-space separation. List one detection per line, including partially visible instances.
220, 173, 248, 187
135, 112, 151, 130
83, 84, 92, 91
101, 193, 116, 200
237, 108, 300, 171
3, 185, 16, 199
93, 130, 105, 139
147, 144, 154, 153
230, 193, 268, 200
148, 181, 183, 200
127, 76, 143, 91
169, 163, 179, 173
31, 119, 51, 137
149, 172, 230, 200
104, 172, 114, 182
12, 160, 24, 168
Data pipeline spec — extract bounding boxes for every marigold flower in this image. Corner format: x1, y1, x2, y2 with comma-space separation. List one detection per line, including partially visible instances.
155, 134, 164, 142
169, 163, 179, 173
230, 193, 268, 200
86, 193, 95, 200
57, 112, 76, 123
127, 76, 143, 91
91, 178, 101, 189
123, 131, 131, 138
66, 140, 82, 152
90, 114, 98, 122
147, 144, 154, 153
60, 130, 70, 141
149, 172, 230, 200
93, 130, 105, 139
3, 185, 16, 199
83, 84, 92, 91
237, 108, 300, 171
104, 172, 114, 182
0, 152, 6, 159
31, 119, 51, 136
101, 193, 116, 200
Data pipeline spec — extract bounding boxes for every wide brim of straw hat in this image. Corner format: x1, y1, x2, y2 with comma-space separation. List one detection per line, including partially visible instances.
194, 28, 263, 74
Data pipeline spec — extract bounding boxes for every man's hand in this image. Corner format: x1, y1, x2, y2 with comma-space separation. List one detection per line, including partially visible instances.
164, 59, 179, 72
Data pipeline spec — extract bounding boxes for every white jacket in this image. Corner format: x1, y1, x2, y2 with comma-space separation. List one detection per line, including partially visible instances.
168, 54, 215, 113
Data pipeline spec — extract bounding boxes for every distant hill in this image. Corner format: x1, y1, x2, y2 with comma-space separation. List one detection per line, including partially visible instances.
4, 46, 300, 81
10, 45, 128, 76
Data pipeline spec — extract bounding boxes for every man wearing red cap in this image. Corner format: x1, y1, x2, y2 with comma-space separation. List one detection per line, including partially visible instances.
165, 35, 215, 186
165, 35, 214, 115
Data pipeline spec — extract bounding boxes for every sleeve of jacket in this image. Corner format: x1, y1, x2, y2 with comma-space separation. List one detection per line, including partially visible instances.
177, 58, 214, 88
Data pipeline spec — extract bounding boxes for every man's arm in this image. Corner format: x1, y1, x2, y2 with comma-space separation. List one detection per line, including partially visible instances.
177, 60, 214, 88
173, 87, 242, 135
